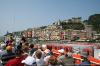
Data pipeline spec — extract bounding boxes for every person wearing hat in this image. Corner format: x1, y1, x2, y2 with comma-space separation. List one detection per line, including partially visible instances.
57, 49, 66, 66
79, 52, 90, 66
1, 46, 15, 65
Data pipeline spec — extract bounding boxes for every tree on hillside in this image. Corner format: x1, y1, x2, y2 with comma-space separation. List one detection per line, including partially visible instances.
60, 21, 85, 30
83, 20, 88, 24
88, 14, 100, 33
40, 26, 47, 29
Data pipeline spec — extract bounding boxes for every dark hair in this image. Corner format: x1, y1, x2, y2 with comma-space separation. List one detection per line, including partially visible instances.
17, 45, 22, 50
15, 45, 23, 56
35, 50, 42, 59
22, 42, 29, 53
15, 49, 23, 57
65, 54, 68, 57
29, 44, 34, 49
24, 42, 29, 46
21, 37, 26, 42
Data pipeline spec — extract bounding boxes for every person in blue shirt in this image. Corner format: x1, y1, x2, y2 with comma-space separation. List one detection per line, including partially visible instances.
79, 52, 90, 66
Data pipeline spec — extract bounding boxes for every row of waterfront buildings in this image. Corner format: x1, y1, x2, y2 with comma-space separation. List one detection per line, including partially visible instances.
4, 17, 99, 42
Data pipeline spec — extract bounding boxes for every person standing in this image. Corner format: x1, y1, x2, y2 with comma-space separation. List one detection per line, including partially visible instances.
5, 49, 24, 66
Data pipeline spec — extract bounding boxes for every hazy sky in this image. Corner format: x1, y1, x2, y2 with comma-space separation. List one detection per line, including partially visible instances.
0, 0, 100, 36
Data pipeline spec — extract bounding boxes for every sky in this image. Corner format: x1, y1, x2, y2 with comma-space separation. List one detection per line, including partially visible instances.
0, 0, 100, 36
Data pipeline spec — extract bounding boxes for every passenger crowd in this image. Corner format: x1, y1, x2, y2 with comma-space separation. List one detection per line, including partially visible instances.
0, 37, 91, 66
